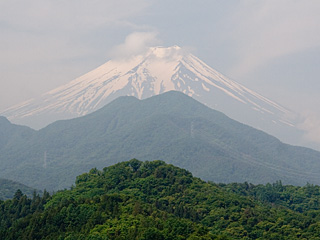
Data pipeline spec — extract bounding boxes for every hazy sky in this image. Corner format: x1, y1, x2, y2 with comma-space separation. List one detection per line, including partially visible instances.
1, 0, 320, 144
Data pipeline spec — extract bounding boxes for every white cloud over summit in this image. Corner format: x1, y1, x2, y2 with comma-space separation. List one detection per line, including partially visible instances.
109, 32, 161, 59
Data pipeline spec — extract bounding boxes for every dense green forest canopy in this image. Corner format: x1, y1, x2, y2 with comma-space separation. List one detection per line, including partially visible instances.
2, 159, 320, 239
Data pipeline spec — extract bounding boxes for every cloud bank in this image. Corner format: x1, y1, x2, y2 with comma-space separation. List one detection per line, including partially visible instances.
109, 32, 161, 59
0, 0, 152, 110
299, 112, 320, 145
226, 0, 320, 78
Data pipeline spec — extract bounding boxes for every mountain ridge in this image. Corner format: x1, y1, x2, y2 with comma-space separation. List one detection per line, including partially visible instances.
0, 46, 303, 147
0, 91, 319, 190
0, 178, 37, 200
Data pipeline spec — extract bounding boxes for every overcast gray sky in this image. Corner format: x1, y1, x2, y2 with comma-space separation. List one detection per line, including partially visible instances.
1, 0, 320, 144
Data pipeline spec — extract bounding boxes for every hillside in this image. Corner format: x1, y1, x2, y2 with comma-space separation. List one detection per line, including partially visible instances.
0, 116, 35, 150
0, 178, 36, 200
2, 160, 320, 239
1, 46, 302, 148
1, 91, 320, 190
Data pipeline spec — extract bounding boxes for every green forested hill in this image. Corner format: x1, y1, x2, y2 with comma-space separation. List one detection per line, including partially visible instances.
0, 178, 36, 200
1, 91, 320, 190
2, 160, 320, 239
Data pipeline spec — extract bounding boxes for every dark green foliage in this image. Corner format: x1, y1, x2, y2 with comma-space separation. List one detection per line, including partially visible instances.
2, 159, 320, 239
1, 92, 320, 191
220, 181, 320, 214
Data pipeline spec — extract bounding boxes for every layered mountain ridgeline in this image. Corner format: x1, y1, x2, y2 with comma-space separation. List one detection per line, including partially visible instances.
0, 116, 34, 149
2, 160, 320, 239
0, 178, 37, 200
1, 91, 320, 191
1, 46, 300, 150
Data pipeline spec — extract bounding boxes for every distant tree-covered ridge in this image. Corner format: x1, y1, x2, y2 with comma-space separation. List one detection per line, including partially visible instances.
2, 91, 320, 191
2, 159, 320, 239
0, 178, 37, 200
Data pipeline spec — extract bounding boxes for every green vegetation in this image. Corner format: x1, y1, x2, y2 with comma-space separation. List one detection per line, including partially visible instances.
2, 159, 320, 239
219, 181, 320, 213
0, 178, 37, 200
1, 92, 320, 191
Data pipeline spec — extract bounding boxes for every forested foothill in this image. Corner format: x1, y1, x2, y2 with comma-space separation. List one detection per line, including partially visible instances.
2, 159, 320, 239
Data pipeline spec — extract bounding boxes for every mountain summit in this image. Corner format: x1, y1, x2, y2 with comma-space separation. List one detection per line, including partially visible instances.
1, 46, 301, 144
1, 91, 319, 190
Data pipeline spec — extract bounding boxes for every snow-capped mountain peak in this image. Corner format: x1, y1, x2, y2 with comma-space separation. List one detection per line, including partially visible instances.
1, 46, 300, 145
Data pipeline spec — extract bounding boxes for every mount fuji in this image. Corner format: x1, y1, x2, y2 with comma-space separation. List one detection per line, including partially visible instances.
1, 46, 302, 146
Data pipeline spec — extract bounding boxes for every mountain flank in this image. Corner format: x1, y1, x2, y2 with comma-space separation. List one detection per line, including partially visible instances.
1, 46, 303, 147
0, 91, 319, 190
0, 178, 36, 200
